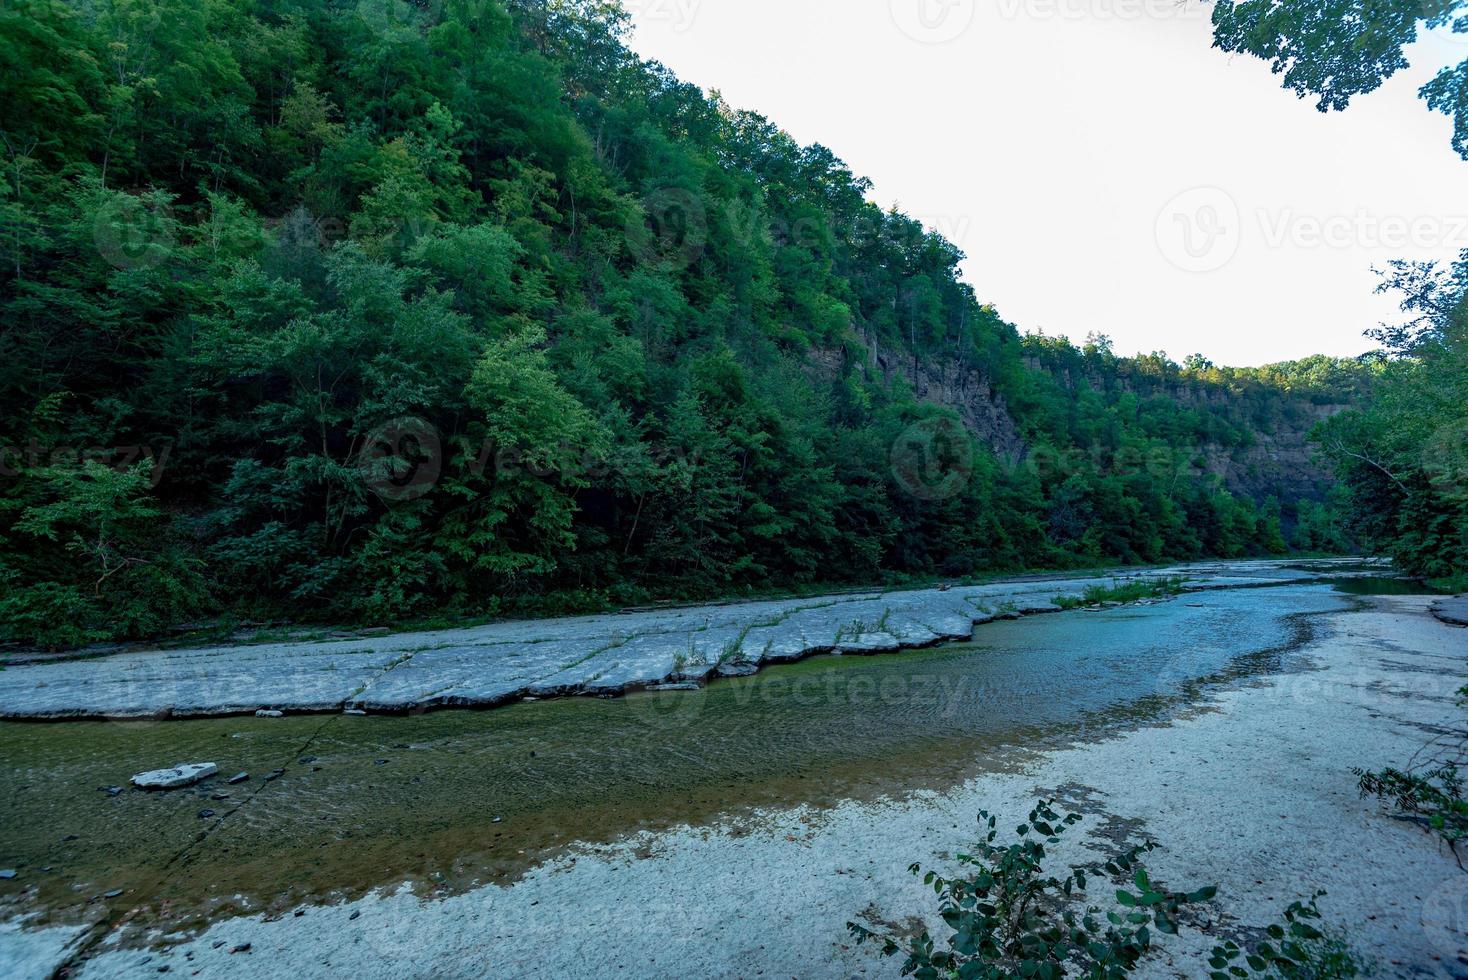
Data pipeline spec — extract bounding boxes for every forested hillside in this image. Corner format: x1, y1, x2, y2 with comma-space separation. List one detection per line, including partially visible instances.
0, 0, 1368, 647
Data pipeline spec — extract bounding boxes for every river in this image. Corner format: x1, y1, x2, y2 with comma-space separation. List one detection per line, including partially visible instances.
0, 563, 1458, 978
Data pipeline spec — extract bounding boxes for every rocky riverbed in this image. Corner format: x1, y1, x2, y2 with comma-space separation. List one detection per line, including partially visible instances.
0, 561, 1358, 721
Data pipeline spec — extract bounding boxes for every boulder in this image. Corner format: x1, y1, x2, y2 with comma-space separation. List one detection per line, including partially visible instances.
131, 763, 218, 790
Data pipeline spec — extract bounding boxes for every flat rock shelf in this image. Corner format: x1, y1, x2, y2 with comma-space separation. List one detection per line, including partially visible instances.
0, 560, 1379, 721
1433, 595, 1468, 627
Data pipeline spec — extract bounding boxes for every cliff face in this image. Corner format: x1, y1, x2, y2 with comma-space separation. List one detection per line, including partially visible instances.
1199, 421, 1340, 504
1177, 391, 1346, 505
811, 337, 1343, 507
809, 330, 1027, 464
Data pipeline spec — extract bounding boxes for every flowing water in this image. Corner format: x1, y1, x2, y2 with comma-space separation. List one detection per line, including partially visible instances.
0, 580, 1418, 945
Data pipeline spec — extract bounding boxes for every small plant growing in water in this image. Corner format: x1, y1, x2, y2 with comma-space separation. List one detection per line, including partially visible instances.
1054, 577, 1188, 611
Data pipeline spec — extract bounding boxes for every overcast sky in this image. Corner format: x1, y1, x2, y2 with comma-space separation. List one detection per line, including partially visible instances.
625, 0, 1468, 367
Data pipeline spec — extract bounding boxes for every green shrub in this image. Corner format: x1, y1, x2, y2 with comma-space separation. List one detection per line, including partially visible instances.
0, 462, 207, 648
1357, 685, 1468, 855
850, 800, 1370, 979
848, 800, 1217, 978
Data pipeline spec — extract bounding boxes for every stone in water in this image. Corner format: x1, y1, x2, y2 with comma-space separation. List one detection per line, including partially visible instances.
131, 763, 219, 790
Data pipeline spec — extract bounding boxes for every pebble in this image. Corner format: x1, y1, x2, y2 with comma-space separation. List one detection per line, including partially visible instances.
374, 759, 389, 766
99, 786, 123, 796
349, 910, 361, 921
230, 943, 251, 954
211, 941, 226, 950
227, 772, 249, 784
299, 756, 318, 764
198, 809, 216, 819
0, 870, 16, 880
343, 709, 367, 716
255, 710, 284, 718
104, 889, 123, 899
492, 816, 503, 824
263, 769, 285, 782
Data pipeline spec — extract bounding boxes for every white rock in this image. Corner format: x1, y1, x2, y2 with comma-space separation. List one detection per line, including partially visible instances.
131, 763, 218, 790
255, 710, 284, 718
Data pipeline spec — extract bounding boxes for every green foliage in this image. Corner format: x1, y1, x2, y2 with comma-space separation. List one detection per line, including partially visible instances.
1210, 0, 1468, 160
1209, 893, 1371, 979
847, 800, 1220, 978
1356, 685, 1468, 854
0, 462, 206, 647
1357, 765, 1468, 850
1314, 258, 1468, 585
1053, 577, 1188, 611
0, 0, 1369, 644
849, 802, 1369, 979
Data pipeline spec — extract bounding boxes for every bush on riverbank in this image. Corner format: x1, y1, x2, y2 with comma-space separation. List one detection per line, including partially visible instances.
849, 799, 1371, 978
1358, 684, 1468, 857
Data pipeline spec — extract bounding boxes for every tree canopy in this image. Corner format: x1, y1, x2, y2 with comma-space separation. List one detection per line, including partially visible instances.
0, 0, 1373, 646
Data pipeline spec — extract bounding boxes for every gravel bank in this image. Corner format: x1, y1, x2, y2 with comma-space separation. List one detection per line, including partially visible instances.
47, 593, 1467, 980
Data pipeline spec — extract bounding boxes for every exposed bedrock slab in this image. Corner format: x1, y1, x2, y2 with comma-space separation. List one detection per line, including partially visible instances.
0, 560, 1383, 721
1433, 595, 1468, 627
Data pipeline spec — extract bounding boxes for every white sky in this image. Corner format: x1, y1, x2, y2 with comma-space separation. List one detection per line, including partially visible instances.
625, 0, 1468, 366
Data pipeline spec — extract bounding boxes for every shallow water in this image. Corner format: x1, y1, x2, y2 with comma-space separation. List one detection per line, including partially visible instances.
0, 584, 1353, 942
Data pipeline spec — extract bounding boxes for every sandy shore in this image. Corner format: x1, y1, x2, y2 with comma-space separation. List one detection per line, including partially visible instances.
45, 593, 1466, 979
